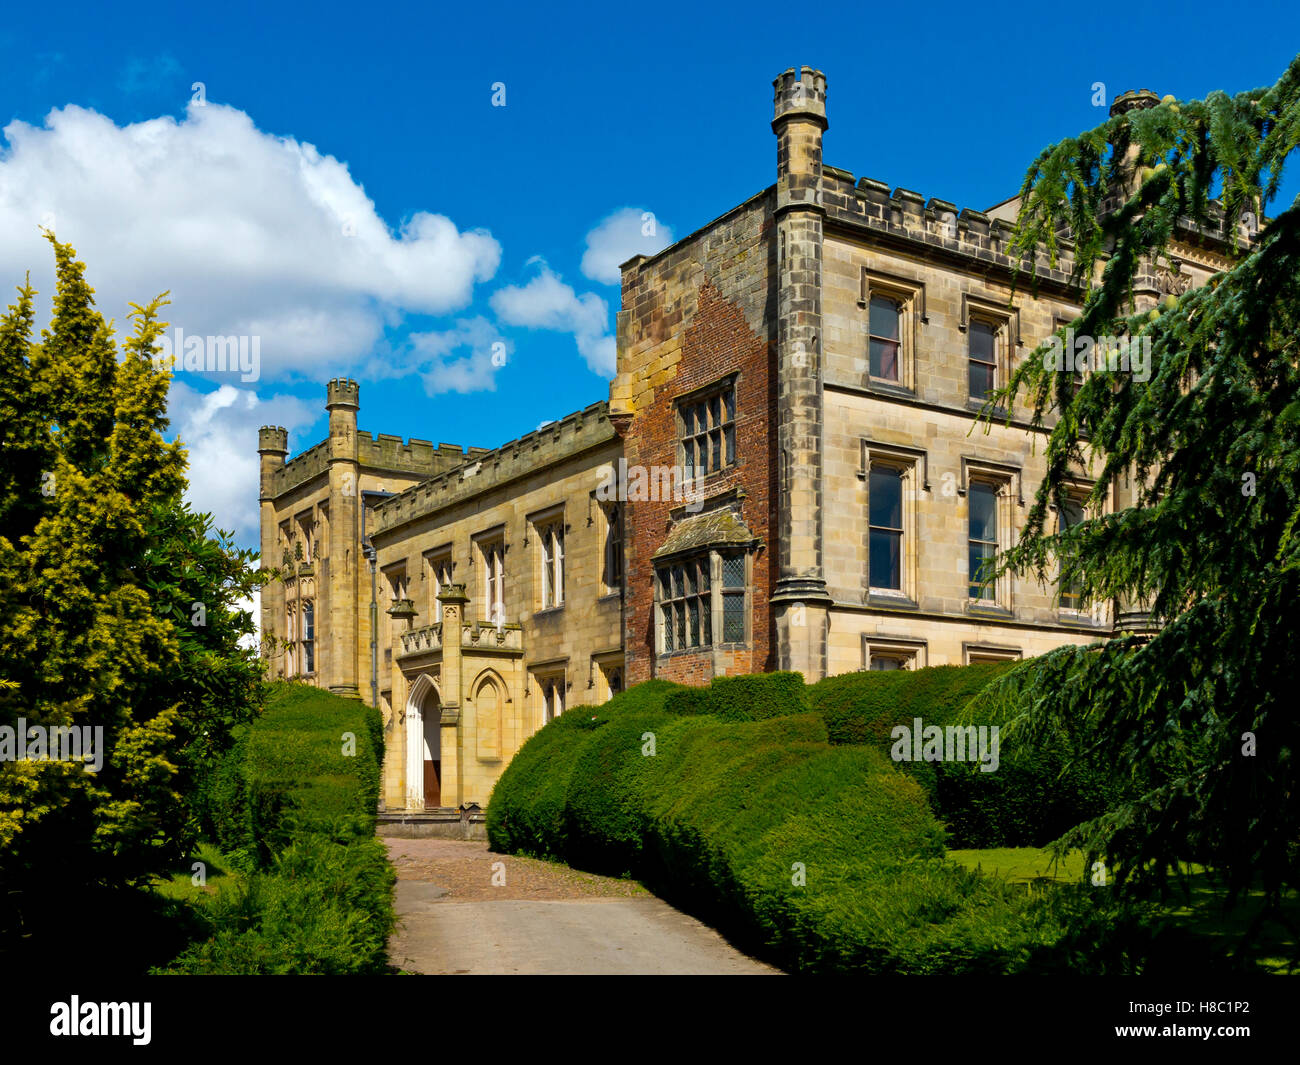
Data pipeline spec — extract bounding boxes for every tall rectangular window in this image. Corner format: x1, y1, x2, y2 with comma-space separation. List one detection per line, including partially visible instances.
658, 557, 712, 652
1058, 496, 1085, 610
482, 540, 505, 624
969, 320, 997, 399
539, 673, 565, 723
538, 521, 564, 609
868, 295, 901, 381
968, 481, 998, 600
681, 383, 736, 476
602, 503, 623, 595
428, 552, 453, 622
868, 467, 904, 590
302, 600, 315, 674
721, 553, 746, 642
285, 606, 297, 675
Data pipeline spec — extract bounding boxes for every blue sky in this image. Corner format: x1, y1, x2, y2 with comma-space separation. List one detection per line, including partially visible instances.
2, 1, 1298, 548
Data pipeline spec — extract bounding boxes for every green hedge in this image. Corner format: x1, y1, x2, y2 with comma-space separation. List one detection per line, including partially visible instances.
663, 671, 807, 721
161, 682, 394, 974
806, 663, 1133, 847
488, 687, 1073, 973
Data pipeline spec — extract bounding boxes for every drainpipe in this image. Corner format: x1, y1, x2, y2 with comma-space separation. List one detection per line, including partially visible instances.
360, 490, 393, 711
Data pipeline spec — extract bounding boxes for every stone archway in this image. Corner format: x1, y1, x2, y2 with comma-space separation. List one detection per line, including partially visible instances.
405, 674, 442, 811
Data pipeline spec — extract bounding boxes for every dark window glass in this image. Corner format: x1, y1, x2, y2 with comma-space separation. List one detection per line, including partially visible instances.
869, 296, 901, 381
868, 467, 904, 590
969, 321, 996, 399
968, 481, 998, 600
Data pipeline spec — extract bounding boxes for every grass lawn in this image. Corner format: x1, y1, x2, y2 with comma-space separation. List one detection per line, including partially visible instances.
952, 846, 1299, 973
151, 840, 243, 905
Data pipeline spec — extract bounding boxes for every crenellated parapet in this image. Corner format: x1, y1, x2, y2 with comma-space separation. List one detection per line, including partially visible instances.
372, 401, 614, 537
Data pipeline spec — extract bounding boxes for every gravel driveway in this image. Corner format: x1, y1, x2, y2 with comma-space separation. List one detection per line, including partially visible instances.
385, 838, 780, 975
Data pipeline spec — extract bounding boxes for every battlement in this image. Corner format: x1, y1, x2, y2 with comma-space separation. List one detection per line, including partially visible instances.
326, 377, 360, 409
1110, 88, 1161, 117
371, 401, 615, 537
773, 66, 827, 127
258, 425, 289, 454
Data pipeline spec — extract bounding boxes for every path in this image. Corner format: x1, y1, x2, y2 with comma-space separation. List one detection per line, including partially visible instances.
385, 838, 780, 975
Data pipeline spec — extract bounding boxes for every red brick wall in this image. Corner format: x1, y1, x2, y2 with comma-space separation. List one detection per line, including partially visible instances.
617, 195, 777, 687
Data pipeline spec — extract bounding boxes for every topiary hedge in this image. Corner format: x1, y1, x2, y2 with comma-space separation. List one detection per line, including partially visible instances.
806, 663, 1135, 847
161, 682, 394, 974
663, 671, 808, 721
487, 686, 1076, 973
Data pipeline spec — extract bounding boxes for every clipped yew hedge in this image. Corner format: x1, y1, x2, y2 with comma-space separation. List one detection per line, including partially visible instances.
488, 682, 1073, 973
161, 682, 395, 974
806, 663, 1135, 847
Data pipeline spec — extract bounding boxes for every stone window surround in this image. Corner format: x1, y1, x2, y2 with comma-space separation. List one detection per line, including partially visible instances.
858, 267, 927, 393
862, 634, 929, 671
473, 526, 508, 627
963, 642, 1022, 665
526, 505, 566, 612
960, 293, 1022, 406
423, 545, 454, 623
594, 499, 624, 598
859, 440, 929, 605
1051, 477, 1109, 625
959, 458, 1023, 613
528, 661, 568, 726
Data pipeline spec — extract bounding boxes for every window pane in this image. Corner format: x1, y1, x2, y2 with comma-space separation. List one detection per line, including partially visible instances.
870, 338, 899, 381
969, 542, 996, 599
870, 296, 900, 340
710, 429, 721, 471
684, 563, 696, 596
1060, 498, 1084, 531
870, 654, 905, 671
969, 482, 997, 543
868, 468, 902, 529
663, 605, 674, 651
673, 566, 684, 599
969, 360, 995, 399
709, 395, 720, 429
701, 604, 712, 645
698, 559, 710, 591
869, 529, 902, 589
970, 321, 996, 359
723, 389, 735, 423
723, 592, 744, 642
722, 554, 744, 588
724, 424, 735, 464
675, 603, 686, 646
688, 599, 700, 645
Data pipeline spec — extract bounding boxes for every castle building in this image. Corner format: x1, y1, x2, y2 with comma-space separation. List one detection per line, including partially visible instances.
258, 72, 1245, 817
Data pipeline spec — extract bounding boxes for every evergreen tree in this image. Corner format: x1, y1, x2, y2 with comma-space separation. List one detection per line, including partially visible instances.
0, 236, 265, 956
981, 57, 1300, 957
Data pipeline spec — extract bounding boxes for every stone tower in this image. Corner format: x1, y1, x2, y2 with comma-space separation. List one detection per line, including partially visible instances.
257, 425, 289, 657
771, 67, 832, 681
326, 378, 361, 695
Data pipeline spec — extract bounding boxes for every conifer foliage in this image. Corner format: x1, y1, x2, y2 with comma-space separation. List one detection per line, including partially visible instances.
981, 57, 1300, 945
0, 236, 266, 953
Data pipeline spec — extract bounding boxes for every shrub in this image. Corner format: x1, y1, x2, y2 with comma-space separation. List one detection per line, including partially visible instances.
161, 682, 394, 974
663, 671, 808, 721
807, 663, 1132, 847
489, 684, 1073, 973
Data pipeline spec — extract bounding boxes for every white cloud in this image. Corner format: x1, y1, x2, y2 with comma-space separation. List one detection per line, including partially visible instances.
490, 262, 616, 376
580, 207, 673, 284
167, 380, 316, 546
0, 102, 501, 380
403, 316, 511, 395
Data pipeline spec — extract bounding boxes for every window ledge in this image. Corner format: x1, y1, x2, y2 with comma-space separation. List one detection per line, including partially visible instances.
966, 397, 1008, 418
865, 379, 915, 400
866, 592, 918, 610
533, 605, 565, 619
966, 602, 1013, 619
597, 592, 623, 604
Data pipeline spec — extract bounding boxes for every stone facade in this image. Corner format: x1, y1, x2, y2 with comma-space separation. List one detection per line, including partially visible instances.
258, 68, 1248, 813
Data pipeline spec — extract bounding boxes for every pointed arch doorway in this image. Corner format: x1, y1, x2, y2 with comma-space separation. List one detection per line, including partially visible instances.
406, 675, 442, 810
